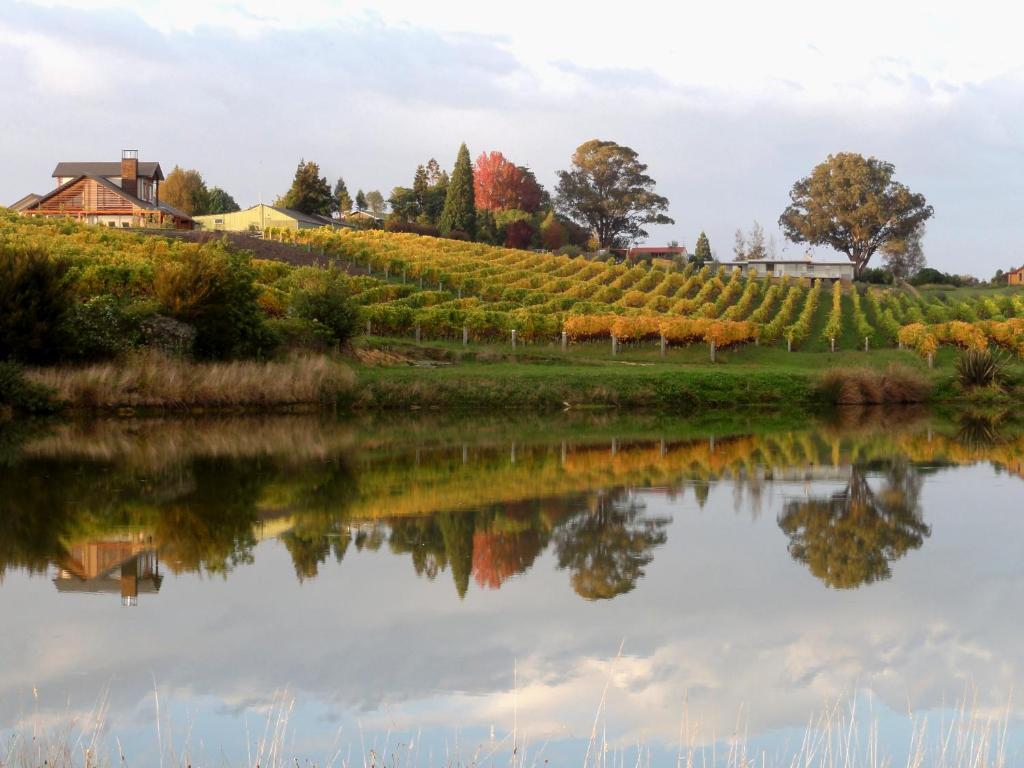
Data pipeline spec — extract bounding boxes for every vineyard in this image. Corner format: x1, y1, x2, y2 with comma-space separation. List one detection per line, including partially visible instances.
270, 227, 1024, 357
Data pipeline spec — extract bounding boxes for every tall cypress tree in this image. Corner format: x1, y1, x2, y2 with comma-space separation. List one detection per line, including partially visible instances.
694, 231, 712, 264
439, 143, 476, 237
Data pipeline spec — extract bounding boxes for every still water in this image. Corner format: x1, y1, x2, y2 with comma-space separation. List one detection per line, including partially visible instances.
1, 409, 1022, 766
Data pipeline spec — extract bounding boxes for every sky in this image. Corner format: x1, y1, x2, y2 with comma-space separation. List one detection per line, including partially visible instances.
1, 0, 1023, 276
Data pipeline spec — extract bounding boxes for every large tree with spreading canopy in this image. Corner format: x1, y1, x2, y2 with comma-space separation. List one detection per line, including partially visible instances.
779, 153, 933, 277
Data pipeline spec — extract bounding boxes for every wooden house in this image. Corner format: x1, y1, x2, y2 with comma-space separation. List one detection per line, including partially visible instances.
16, 150, 193, 229
1008, 266, 1024, 286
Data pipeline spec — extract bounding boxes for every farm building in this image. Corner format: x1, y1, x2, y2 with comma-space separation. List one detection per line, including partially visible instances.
1008, 266, 1024, 286
736, 258, 855, 282
342, 209, 384, 227
611, 245, 688, 263
193, 203, 350, 233
15, 150, 193, 229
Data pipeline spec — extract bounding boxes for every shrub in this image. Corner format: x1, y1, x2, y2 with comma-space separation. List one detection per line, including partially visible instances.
556, 245, 584, 258
0, 361, 57, 414
154, 248, 274, 359
289, 273, 360, 347
384, 219, 440, 237
62, 295, 149, 360
140, 315, 197, 357
956, 348, 1009, 390
0, 246, 73, 363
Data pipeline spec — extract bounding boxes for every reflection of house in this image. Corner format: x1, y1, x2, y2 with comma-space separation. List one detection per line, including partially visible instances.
736, 258, 854, 282
15, 150, 194, 229
1008, 266, 1024, 286
193, 203, 350, 233
54, 534, 162, 606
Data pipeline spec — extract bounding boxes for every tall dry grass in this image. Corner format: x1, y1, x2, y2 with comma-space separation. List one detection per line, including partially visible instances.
817, 364, 932, 405
25, 352, 355, 411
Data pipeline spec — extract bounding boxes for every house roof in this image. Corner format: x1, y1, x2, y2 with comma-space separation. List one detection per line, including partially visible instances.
52, 161, 164, 180
24, 175, 192, 220
1007, 266, 1024, 275
9, 192, 41, 211
738, 258, 855, 267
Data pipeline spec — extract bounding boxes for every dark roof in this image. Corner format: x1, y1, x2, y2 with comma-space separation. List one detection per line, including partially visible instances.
52, 161, 164, 181
24, 175, 192, 221
9, 193, 41, 211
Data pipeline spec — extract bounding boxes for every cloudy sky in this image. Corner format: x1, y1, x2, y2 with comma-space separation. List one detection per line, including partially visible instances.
2, 0, 1022, 275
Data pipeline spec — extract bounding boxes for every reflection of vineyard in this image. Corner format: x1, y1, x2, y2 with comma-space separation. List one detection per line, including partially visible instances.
1, 414, 1022, 597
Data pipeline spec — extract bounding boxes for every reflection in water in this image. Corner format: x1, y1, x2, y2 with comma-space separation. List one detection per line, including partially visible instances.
778, 460, 930, 589
0, 410, 1022, 600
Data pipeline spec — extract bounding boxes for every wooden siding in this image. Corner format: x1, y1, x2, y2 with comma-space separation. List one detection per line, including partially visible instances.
36, 178, 138, 215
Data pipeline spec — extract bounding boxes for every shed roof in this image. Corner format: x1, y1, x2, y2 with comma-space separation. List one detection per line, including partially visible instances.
52, 161, 164, 180
9, 192, 41, 211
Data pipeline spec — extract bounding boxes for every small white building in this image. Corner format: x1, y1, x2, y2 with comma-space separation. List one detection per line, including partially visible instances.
735, 258, 855, 282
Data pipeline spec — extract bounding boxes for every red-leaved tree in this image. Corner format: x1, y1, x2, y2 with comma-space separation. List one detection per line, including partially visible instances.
474, 151, 542, 212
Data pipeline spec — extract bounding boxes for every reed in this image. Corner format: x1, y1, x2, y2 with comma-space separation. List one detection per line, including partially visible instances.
24, 352, 355, 411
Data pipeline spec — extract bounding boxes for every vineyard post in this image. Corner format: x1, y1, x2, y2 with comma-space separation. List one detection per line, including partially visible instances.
710, 340, 716, 363
659, 333, 666, 358
458, 288, 462, 299
787, 337, 792, 352
561, 331, 567, 352
865, 336, 870, 352
402, 268, 406, 283
928, 353, 934, 369
611, 334, 618, 356
439, 280, 443, 291
384, 265, 389, 278
366, 320, 372, 335
463, 327, 469, 347
830, 337, 835, 353
415, 325, 421, 343
511, 329, 517, 349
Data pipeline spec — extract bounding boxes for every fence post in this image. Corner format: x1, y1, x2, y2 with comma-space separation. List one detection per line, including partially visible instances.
561, 331, 568, 352
366, 319, 372, 335
402, 268, 406, 283
511, 329, 517, 349
830, 337, 835, 353
928, 353, 934, 369
660, 333, 666, 358
787, 338, 792, 352
463, 326, 469, 347
611, 334, 618, 356
710, 340, 716, 363
415, 325, 421, 343
864, 336, 870, 352
439, 280, 443, 291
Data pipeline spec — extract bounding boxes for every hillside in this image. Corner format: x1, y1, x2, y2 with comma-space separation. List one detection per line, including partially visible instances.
271, 226, 1024, 357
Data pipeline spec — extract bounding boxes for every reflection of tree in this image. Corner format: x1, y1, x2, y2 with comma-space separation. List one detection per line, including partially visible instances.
439, 513, 475, 598
552, 491, 670, 600
778, 460, 930, 589
472, 528, 544, 589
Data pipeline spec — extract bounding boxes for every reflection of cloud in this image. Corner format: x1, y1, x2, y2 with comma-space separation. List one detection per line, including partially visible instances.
2, 463, 1023, 759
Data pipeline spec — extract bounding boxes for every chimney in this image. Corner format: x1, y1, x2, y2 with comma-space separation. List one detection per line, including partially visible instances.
121, 149, 139, 197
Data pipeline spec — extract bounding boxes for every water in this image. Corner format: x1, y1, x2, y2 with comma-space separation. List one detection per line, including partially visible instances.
1, 409, 1022, 766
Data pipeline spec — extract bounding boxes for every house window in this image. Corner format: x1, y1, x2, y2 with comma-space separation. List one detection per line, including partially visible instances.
121, 221, 130, 228
107, 221, 116, 228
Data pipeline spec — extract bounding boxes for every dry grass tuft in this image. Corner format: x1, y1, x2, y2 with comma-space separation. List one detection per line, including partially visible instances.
25, 352, 355, 411
819, 364, 932, 405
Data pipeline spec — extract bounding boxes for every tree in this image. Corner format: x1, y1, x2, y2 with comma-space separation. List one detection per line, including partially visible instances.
881, 224, 927, 282
333, 177, 352, 214
413, 165, 429, 207
474, 151, 543, 212
204, 187, 240, 215
365, 190, 386, 217
779, 153, 934, 277
162, 166, 208, 216
439, 143, 476, 237
555, 140, 673, 248
694, 232, 711, 265
355, 189, 367, 211
732, 229, 746, 261
540, 211, 567, 251
425, 158, 446, 186
746, 221, 767, 260
277, 160, 333, 216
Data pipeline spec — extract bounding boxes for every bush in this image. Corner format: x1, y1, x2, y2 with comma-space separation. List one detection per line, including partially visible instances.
289, 272, 360, 347
0, 246, 73, 364
154, 248, 275, 360
384, 219, 440, 237
0, 362, 57, 414
556, 245, 584, 258
62, 295, 150, 360
956, 348, 1009, 390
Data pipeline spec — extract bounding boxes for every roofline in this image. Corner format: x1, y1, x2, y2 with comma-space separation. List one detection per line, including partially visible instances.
22, 174, 190, 219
